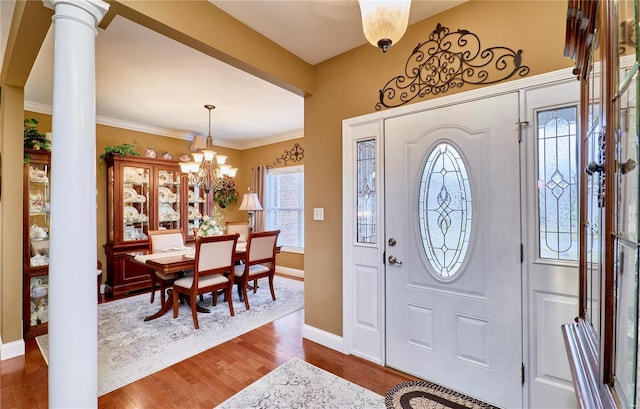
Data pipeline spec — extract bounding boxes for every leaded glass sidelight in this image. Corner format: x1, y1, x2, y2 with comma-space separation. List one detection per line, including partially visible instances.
418, 142, 472, 279
537, 106, 579, 261
357, 139, 376, 243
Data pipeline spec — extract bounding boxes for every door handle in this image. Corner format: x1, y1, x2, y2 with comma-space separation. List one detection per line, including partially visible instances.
585, 161, 605, 175
388, 255, 403, 265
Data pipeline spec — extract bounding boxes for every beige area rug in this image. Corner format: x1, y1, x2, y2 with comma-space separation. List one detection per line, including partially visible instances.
215, 357, 385, 409
36, 276, 303, 396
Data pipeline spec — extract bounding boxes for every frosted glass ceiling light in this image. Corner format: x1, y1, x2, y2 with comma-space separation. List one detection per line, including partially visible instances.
358, 0, 411, 53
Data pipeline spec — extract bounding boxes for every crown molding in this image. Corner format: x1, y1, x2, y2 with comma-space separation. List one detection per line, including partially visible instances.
233, 128, 304, 150
24, 100, 303, 150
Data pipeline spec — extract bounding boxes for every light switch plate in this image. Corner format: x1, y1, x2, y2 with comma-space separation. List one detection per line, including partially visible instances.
313, 208, 324, 221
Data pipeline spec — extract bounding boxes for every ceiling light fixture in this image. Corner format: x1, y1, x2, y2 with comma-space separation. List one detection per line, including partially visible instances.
357, 0, 412, 53
180, 104, 237, 193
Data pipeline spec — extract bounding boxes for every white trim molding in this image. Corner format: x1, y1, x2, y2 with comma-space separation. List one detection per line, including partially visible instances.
1, 336, 26, 361
277, 266, 304, 278
302, 324, 344, 353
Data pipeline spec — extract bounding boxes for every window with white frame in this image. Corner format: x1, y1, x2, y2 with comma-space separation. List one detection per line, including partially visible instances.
264, 165, 304, 252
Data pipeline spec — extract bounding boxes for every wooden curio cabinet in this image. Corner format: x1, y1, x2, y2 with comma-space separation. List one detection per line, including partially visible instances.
23, 149, 51, 339
103, 155, 209, 298
562, 1, 640, 407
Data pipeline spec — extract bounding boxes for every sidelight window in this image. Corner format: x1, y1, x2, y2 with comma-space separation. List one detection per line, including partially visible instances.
536, 106, 579, 261
357, 139, 376, 244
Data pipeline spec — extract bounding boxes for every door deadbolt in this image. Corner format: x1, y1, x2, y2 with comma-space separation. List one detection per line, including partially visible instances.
388, 238, 396, 246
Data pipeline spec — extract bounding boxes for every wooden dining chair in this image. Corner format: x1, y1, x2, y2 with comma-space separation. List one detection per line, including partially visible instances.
148, 229, 186, 306
226, 221, 249, 243
172, 233, 239, 329
233, 230, 280, 310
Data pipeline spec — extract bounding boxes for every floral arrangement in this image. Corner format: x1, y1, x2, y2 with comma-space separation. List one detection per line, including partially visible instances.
196, 207, 224, 237
213, 175, 239, 208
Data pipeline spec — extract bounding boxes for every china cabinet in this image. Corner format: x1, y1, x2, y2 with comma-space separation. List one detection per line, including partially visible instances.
23, 149, 51, 339
103, 155, 209, 298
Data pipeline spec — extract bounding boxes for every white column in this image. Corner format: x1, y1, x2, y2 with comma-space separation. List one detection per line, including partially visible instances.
43, 0, 109, 407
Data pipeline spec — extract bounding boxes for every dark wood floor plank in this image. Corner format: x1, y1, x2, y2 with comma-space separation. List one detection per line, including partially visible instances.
2, 286, 416, 409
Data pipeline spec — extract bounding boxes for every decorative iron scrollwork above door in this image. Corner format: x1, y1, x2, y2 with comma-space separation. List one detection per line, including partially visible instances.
375, 23, 530, 110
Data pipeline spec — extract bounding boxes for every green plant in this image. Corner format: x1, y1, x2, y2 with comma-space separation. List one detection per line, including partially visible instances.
100, 141, 140, 162
213, 176, 239, 208
24, 118, 51, 162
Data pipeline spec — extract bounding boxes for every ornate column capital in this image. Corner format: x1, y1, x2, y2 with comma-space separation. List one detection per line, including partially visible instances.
43, 0, 109, 33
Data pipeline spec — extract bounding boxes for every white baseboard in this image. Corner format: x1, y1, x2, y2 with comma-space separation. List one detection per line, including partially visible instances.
1, 336, 25, 360
277, 266, 304, 278
302, 324, 345, 353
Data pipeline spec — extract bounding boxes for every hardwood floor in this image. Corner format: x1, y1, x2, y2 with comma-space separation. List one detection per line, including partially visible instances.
2, 281, 416, 408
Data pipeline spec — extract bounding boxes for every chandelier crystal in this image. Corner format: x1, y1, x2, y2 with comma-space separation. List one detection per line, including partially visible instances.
180, 104, 237, 193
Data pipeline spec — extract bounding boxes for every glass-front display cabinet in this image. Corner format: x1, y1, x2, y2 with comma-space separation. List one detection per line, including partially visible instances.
157, 168, 181, 231
186, 181, 209, 241
23, 149, 51, 339
562, 1, 640, 407
104, 155, 186, 298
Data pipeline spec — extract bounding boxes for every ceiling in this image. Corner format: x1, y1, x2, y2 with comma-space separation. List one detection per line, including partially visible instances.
22, 0, 465, 150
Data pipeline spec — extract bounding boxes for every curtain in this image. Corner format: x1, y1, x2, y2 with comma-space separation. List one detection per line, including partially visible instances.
252, 165, 267, 232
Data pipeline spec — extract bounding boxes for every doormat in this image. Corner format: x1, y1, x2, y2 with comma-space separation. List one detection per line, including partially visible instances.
385, 380, 500, 409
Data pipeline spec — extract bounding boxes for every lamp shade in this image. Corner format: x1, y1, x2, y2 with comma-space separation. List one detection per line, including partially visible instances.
239, 192, 263, 211
179, 162, 190, 173
190, 134, 207, 151
358, 0, 411, 52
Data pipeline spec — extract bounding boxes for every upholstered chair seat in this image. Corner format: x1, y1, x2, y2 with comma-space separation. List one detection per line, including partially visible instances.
174, 273, 229, 289
234, 264, 270, 277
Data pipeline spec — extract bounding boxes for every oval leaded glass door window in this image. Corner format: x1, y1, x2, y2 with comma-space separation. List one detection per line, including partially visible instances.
418, 142, 472, 280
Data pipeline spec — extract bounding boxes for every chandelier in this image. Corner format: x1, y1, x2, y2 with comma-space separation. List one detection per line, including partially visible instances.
357, 0, 411, 53
180, 104, 237, 192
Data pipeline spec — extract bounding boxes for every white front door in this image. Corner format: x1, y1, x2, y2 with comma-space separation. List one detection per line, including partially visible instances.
385, 93, 522, 408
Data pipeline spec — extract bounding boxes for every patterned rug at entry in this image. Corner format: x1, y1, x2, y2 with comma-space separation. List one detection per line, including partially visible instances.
215, 357, 385, 409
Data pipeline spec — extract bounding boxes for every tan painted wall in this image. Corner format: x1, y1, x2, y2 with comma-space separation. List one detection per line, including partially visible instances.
1, 86, 27, 344
304, 0, 573, 336
3, 0, 571, 346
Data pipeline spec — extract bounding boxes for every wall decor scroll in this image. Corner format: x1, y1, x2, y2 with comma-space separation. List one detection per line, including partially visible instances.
375, 23, 530, 110
273, 143, 304, 166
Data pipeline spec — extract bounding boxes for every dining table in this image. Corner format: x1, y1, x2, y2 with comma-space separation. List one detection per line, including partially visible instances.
128, 242, 279, 322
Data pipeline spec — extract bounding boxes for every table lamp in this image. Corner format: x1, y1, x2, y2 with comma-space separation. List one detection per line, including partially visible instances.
239, 188, 263, 231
